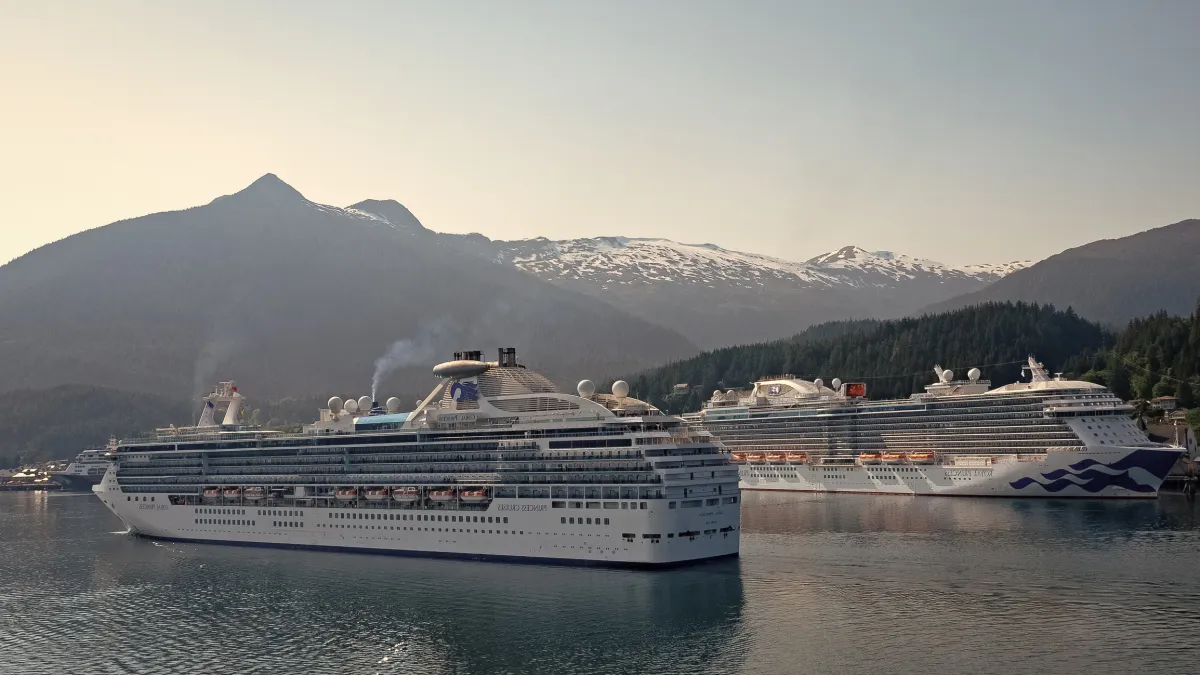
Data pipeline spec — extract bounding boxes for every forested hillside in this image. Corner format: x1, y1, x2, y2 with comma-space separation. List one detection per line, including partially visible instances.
624, 303, 1113, 414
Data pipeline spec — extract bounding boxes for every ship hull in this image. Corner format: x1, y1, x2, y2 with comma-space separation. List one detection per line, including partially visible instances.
93, 474, 740, 568
738, 447, 1183, 498
53, 473, 103, 491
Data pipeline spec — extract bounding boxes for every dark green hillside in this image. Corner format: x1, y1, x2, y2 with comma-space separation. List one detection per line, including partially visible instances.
624, 303, 1113, 414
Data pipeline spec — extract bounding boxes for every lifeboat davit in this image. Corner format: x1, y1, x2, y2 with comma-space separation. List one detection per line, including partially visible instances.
428, 490, 456, 502
243, 487, 265, 501
858, 453, 883, 465
335, 488, 359, 501
460, 490, 490, 503
392, 487, 420, 503
223, 487, 242, 498
202, 488, 221, 499
908, 452, 936, 465
881, 453, 905, 464
365, 488, 390, 501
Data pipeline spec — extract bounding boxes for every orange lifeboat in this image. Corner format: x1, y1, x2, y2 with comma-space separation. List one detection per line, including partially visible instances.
429, 489, 456, 502
335, 488, 359, 501
365, 488, 390, 501
908, 452, 936, 465
766, 453, 786, 462
460, 490, 490, 503
203, 487, 221, 499
858, 453, 882, 465
730, 453, 746, 463
786, 453, 807, 463
222, 487, 242, 499
746, 453, 766, 462
881, 453, 905, 464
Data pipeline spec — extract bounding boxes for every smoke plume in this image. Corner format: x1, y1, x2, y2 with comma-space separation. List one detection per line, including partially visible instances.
371, 318, 454, 402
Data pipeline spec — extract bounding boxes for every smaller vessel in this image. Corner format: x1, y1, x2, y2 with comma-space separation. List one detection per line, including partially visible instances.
391, 487, 419, 503
52, 438, 116, 491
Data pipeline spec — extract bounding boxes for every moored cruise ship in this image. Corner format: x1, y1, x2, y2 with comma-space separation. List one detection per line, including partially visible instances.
94, 348, 740, 567
684, 357, 1183, 498
53, 438, 116, 491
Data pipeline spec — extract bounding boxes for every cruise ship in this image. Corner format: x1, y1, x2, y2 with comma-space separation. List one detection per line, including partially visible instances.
94, 348, 740, 567
684, 357, 1183, 498
53, 438, 116, 491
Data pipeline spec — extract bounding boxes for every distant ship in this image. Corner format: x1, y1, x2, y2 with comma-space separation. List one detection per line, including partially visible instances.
683, 357, 1183, 498
93, 348, 740, 567
53, 438, 116, 491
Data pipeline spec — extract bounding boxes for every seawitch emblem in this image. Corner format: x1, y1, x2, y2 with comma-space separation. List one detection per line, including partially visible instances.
1008, 449, 1179, 493
451, 381, 479, 402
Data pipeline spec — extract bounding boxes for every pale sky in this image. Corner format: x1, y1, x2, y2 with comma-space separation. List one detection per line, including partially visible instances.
2, 0, 1198, 266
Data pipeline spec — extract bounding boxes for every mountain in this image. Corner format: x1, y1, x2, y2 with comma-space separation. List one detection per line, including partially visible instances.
925, 219, 1200, 326
620, 302, 1112, 415
444, 237, 1029, 349
0, 174, 698, 403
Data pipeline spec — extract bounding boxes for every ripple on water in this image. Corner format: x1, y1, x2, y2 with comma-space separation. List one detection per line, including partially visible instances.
0, 491, 1196, 675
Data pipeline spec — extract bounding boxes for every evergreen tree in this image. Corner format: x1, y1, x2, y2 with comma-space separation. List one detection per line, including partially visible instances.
1109, 364, 1132, 401
1176, 380, 1195, 409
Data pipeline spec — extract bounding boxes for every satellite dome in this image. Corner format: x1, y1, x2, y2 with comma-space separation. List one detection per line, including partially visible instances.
358, 396, 372, 412
968, 368, 981, 382
612, 380, 630, 398
831, 378, 842, 391
327, 396, 344, 413
813, 378, 824, 388
385, 397, 402, 413
577, 380, 597, 397
941, 369, 954, 383
344, 399, 359, 413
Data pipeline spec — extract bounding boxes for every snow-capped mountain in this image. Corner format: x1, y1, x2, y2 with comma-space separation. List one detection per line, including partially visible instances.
345, 204, 1031, 349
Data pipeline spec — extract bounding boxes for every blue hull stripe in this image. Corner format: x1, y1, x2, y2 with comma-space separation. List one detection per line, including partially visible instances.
134, 533, 739, 570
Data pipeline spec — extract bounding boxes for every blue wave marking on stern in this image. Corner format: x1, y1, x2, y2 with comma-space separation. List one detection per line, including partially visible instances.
1010, 449, 1181, 492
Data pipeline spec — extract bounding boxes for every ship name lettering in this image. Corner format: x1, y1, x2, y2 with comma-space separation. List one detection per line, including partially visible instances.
497, 504, 548, 512
944, 469, 994, 477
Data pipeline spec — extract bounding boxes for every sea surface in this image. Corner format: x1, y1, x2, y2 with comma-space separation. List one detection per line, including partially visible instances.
1, 490, 1198, 675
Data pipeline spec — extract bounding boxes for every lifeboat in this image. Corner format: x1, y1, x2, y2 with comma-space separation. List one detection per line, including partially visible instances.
429, 489, 456, 502
335, 488, 359, 501
460, 490, 490, 503
365, 488, 390, 501
786, 453, 807, 463
908, 452, 936, 465
223, 487, 242, 499
392, 487, 420, 503
202, 487, 221, 499
881, 453, 905, 464
857, 453, 883, 465
766, 453, 786, 462
243, 487, 265, 501
746, 453, 766, 462
730, 453, 746, 463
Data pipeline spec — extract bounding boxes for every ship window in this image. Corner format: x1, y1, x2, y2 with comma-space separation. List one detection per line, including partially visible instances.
586, 518, 592, 525
569, 517, 575, 524
640, 503, 647, 510
561, 517, 566, 524
127, 497, 130, 501
488, 517, 493, 523
551, 501, 565, 508
621, 502, 628, 509
604, 518, 610, 525
503, 517, 508, 523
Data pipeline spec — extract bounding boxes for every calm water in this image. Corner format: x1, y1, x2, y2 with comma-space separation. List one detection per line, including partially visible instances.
1, 491, 1198, 675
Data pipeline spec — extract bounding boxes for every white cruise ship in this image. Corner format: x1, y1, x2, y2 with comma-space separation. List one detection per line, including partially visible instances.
53, 438, 116, 491
94, 348, 740, 567
684, 357, 1183, 498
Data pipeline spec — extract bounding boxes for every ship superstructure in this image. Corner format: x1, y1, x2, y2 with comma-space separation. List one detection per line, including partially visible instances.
684, 357, 1182, 498
94, 348, 739, 567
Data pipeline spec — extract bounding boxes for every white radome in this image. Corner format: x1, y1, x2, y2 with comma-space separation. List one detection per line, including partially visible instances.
344, 399, 359, 413
813, 378, 824, 388
358, 396, 372, 412
831, 378, 842, 391
327, 396, 344, 413
385, 397, 402, 413
968, 368, 981, 381
942, 370, 954, 383
612, 380, 630, 398
577, 380, 597, 397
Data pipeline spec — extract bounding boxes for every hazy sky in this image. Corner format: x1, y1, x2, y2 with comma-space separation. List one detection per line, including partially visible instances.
2, 1, 1198, 266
